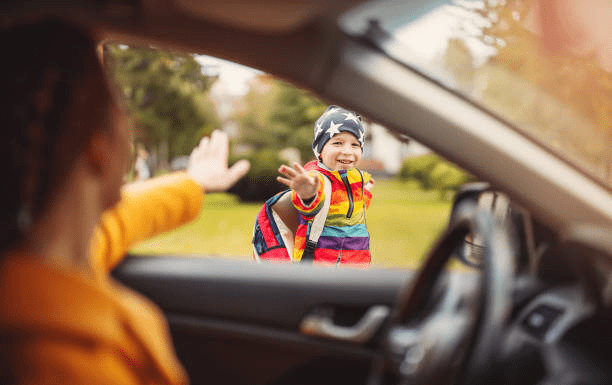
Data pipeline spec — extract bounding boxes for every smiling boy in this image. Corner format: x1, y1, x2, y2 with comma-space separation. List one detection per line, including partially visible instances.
277, 105, 374, 266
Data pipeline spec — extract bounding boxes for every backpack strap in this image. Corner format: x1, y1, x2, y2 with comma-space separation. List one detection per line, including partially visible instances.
252, 190, 295, 262
301, 174, 332, 263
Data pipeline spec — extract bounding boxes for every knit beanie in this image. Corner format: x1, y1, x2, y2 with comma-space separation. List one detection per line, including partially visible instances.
312, 105, 365, 159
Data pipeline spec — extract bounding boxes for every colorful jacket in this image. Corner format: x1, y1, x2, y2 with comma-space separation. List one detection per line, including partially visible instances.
0, 173, 202, 385
291, 160, 374, 266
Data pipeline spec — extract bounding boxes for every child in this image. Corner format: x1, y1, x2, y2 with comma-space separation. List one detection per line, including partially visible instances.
277, 105, 374, 266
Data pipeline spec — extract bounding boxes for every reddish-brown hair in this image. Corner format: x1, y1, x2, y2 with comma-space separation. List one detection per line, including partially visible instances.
0, 18, 114, 251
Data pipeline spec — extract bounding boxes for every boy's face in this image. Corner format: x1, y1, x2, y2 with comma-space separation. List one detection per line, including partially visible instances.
320, 131, 362, 171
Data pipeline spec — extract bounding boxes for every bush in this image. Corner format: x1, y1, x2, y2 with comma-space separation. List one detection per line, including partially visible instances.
399, 154, 475, 199
228, 149, 287, 202
398, 154, 440, 189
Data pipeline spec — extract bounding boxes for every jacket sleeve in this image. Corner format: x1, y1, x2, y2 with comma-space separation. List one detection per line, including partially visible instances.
363, 172, 374, 210
291, 171, 325, 218
88, 172, 203, 274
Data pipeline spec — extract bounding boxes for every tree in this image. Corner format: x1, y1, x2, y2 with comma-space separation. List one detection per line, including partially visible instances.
236, 76, 327, 162
399, 154, 475, 200
443, 0, 612, 180
230, 76, 327, 201
104, 44, 219, 169
268, 82, 328, 163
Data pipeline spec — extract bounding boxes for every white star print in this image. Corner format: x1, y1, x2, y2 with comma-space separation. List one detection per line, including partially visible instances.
343, 112, 360, 124
358, 130, 365, 144
327, 121, 342, 137
314, 120, 324, 137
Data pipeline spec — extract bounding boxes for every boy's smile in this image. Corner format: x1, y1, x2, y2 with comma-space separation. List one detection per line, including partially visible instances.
320, 131, 362, 171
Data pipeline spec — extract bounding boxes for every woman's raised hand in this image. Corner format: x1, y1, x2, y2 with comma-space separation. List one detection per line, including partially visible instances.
187, 130, 250, 192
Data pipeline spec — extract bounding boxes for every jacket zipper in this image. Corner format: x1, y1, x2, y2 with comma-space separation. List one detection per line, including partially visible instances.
340, 173, 354, 218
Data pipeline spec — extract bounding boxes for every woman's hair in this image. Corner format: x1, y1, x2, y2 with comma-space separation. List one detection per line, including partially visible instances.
0, 18, 114, 251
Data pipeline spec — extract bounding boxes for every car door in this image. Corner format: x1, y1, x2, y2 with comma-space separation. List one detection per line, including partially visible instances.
113, 256, 413, 385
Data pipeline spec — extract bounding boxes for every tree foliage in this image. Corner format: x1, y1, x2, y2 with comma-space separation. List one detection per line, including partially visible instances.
444, 0, 612, 180
104, 44, 219, 165
236, 76, 327, 163
231, 76, 328, 201
399, 154, 475, 199
227, 149, 286, 202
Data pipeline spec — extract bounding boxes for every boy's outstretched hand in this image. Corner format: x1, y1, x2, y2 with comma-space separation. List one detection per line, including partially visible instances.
277, 162, 318, 201
187, 130, 251, 192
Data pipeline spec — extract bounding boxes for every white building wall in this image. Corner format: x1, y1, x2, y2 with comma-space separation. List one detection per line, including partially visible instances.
369, 123, 402, 173
366, 122, 431, 174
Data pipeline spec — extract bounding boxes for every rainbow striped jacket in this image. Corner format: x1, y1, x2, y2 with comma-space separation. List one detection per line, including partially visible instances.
291, 160, 374, 266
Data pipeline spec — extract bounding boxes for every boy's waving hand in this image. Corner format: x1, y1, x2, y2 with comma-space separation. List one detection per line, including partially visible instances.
277, 162, 318, 201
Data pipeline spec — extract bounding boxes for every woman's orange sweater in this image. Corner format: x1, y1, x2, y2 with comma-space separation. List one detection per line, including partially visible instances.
0, 173, 203, 384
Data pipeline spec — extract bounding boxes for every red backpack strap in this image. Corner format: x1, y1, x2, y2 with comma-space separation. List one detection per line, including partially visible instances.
252, 191, 293, 262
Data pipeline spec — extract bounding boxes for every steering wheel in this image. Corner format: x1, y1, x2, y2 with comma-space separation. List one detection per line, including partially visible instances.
370, 199, 516, 385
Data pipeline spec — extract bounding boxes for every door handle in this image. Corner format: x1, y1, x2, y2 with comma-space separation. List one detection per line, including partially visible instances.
300, 305, 390, 343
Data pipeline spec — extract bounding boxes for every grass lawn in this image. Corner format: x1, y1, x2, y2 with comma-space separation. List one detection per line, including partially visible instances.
131, 179, 453, 269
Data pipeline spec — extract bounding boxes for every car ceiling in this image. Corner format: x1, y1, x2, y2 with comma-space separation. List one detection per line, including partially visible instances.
2, 0, 368, 91
174, 0, 365, 32
2, 0, 368, 33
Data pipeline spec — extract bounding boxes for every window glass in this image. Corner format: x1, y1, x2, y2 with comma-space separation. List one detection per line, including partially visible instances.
342, 0, 612, 188
104, 44, 472, 269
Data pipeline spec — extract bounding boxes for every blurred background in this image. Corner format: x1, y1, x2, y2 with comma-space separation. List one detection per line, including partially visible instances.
104, 44, 474, 269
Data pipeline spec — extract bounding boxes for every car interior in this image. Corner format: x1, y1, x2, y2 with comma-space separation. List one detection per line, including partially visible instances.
4, 0, 612, 384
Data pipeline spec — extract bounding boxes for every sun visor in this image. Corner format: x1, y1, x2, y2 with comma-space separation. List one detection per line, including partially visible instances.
174, 0, 360, 32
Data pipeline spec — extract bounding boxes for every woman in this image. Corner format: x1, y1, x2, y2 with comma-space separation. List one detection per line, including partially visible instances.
0, 18, 249, 384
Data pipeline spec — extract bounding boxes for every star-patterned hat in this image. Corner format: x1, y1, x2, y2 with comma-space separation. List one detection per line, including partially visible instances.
312, 105, 365, 159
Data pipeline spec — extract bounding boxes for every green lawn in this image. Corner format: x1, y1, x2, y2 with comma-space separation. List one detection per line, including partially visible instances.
131, 179, 453, 269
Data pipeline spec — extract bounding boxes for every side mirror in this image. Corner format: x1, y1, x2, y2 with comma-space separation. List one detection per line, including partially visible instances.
450, 183, 511, 268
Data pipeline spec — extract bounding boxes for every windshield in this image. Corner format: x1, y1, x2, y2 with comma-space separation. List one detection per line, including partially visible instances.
341, 0, 612, 187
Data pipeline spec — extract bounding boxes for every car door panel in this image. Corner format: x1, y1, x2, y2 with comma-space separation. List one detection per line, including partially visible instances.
113, 256, 412, 385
